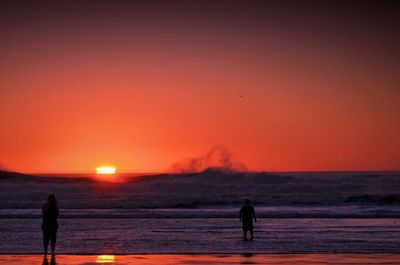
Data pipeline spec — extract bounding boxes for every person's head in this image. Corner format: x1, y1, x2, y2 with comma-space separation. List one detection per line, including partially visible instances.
48, 194, 57, 206
245, 199, 250, 205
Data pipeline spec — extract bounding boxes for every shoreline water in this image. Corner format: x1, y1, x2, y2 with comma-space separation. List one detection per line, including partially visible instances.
1, 218, 399, 254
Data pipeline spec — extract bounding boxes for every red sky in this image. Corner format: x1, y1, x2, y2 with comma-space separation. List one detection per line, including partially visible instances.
0, 0, 399, 173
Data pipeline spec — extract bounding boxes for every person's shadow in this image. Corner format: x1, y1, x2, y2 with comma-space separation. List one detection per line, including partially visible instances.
42, 256, 56, 265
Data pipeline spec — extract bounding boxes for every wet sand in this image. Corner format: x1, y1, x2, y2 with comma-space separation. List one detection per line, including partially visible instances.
0, 254, 400, 265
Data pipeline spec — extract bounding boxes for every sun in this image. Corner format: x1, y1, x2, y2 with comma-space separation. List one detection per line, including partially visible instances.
96, 166, 116, 174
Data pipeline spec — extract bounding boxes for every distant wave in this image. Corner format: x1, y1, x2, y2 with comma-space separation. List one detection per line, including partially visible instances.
1, 170, 399, 218
345, 195, 400, 204
1, 205, 400, 219
168, 146, 247, 173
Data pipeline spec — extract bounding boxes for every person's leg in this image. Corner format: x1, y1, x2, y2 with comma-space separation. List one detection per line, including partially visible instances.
43, 232, 49, 257
250, 227, 254, 240
50, 232, 57, 256
42, 256, 49, 265
243, 228, 248, 240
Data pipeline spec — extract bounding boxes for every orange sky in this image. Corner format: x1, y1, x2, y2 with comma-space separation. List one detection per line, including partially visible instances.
0, 1, 399, 173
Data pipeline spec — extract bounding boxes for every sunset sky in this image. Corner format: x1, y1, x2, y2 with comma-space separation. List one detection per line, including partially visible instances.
0, 0, 399, 173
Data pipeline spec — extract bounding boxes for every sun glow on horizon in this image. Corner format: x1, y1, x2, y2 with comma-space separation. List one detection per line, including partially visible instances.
96, 166, 116, 174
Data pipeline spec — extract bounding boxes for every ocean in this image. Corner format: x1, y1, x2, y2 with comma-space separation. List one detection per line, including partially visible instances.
0, 170, 399, 254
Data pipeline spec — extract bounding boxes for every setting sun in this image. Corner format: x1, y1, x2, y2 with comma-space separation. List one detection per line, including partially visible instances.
96, 166, 116, 174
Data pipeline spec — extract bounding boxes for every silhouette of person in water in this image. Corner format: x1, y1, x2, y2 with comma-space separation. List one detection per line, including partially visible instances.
239, 199, 256, 241
42, 194, 59, 258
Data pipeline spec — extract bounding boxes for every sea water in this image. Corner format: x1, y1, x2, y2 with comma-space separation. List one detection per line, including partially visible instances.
0, 171, 399, 253
1, 215, 400, 253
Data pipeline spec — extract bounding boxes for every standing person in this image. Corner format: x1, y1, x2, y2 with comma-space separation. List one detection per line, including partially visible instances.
42, 194, 59, 258
239, 199, 257, 241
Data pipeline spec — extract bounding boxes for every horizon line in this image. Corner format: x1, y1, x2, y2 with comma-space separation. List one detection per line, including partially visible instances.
3, 169, 400, 176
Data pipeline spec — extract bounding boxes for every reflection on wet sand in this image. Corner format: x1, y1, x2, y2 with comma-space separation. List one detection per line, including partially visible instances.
42, 256, 57, 265
96, 255, 115, 263
241, 253, 255, 264
0, 254, 400, 265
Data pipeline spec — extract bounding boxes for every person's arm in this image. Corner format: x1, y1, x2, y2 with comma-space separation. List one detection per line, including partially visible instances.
252, 207, 257, 223
239, 208, 243, 222
56, 207, 59, 218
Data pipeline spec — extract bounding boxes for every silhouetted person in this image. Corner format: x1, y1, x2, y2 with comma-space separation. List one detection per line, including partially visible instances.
42, 194, 59, 258
239, 199, 256, 241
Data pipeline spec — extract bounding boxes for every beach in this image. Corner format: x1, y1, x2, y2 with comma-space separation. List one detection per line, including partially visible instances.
1, 254, 400, 265
1, 0, 399, 263
1, 171, 399, 263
